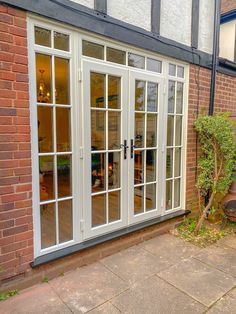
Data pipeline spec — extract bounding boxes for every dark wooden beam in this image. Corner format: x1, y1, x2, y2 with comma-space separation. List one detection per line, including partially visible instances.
151, 0, 161, 35
94, 0, 107, 14
191, 0, 200, 48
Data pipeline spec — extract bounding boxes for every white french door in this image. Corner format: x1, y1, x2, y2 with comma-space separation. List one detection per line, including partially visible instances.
129, 71, 164, 223
83, 60, 129, 239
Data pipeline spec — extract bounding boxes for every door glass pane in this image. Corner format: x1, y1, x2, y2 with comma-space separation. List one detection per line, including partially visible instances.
169, 64, 176, 76
177, 66, 184, 78
108, 191, 120, 222
57, 155, 71, 198
36, 54, 52, 103
147, 58, 162, 73
176, 82, 183, 114
168, 81, 175, 113
55, 57, 70, 105
108, 76, 121, 109
146, 150, 156, 183
146, 184, 156, 211
134, 186, 144, 214
147, 82, 158, 112
56, 107, 71, 152
166, 148, 173, 179
134, 150, 144, 184
92, 193, 106, 227
54, 32, 69, 51
167, 115, 174, 146
91, 110, 106, 150
108, 111, 120, 149
174, 179, 180, 208
166, 180, 172, 210
135, 113, 145, 148
82, 41, 104, 60
135, 80, 145, 111
39, 156, 54, 201
146, 114, 157, 147
38, 106, 53, 153
40, 203, 56, 249
58, 199, 72, 243
128, 53, 145, 69
107, 47, 126, 65
92, 153, 106, 193
91, 73, 105, 108
174, 148, 181, 177
175, 116, 182, 146
35, 27, 51, 47
108, 152, 120, 190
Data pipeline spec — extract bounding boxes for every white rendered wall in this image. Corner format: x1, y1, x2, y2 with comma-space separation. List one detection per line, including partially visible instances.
220, 21, 236, 61
70, 0, 94, 9
160, 0, 192, 46
198, 0, 214, 54
107, 0, 151, 32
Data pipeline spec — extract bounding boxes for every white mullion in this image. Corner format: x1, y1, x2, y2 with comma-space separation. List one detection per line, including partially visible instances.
143, 81, 148, 212
105, 74, 109, 224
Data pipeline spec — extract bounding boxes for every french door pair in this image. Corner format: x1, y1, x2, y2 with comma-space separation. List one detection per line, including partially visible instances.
83, 60, 165, 239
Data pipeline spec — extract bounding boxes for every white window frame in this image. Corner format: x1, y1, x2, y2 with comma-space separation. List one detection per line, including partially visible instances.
28, 15, 189, 258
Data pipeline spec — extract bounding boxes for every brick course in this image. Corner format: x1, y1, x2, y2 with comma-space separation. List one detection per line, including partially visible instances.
0, 4, 33, 283
221, 0, 236, 14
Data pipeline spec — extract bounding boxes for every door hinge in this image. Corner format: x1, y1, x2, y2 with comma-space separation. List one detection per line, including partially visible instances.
80, 219, 84, 232
161, 144, 165, 153
79, 147, 84, 159
163, 84, 167, 95
78, 69, 83, 82
161, 198, 164, 209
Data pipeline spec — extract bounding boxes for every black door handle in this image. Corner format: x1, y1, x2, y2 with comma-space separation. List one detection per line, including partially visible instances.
120, 140, 129, 159
130, 139, 135, 159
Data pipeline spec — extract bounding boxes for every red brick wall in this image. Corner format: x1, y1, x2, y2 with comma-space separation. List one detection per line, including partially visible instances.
186, 65, 236, 211
221, 0, 236, 14
0, 4, 33, 283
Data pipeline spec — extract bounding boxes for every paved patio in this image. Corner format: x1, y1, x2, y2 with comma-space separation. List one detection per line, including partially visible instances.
1, 233, 236, 314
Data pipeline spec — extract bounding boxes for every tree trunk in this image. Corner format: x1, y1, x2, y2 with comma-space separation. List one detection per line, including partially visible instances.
194, 191, 215, 234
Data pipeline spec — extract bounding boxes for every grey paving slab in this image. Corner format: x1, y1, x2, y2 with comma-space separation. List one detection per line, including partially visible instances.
101, 245, 170, 285
50, 262, 127, 313
139, 234, 201, 265
195, 245, 236, 277
0, 283, 70, 314
158, 257, 236, 307
88, 302, 121, 314
206, 293, 236, 314
111, 275, 206, 314
217, 235, 236, 250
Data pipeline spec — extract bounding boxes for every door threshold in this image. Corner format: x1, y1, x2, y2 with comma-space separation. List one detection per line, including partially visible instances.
31, 209, 190, 267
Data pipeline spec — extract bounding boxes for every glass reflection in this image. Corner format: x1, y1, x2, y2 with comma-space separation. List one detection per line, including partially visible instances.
174, 148, 181, 177
166, 148, 173, 179
40, 203, 56, 249
134, 186, 144, 214
134, 150, 144, 184
135, 113, 145, 148
146, 114, 157, 147
176, 82, 183, 114
108, 191, 120, 222
135, 80, 145, 111
82, 41, 104, 60
175, 116, 182, 146
147, 58, 162, 73
146, 150, 156, 182
169, 64, 176, 76
91, 73, 105, 108
174, 179, 180, 208
108, 111, 120, 149
177, 66, 184, 78
108, 152, 120, 190
39, 156, 54, 201
35, 27, 51, 47
56, 107, 71, 152
91, 110, 106, 150
166, 180, 172, 210
146, 184, 156, 211
107, 47, 126, 65
58, 199, 72, 243
147, 82, 158, 112
57, 155, 71, 198
128, 53, 145, 69
108, 76, 121, 109
91, 153, 106, 193
92, 193, 106, 227
55, 57, 70, 105
54, 32, 69, 51
167, 115, 174, 146
38, 106, 53, 153
168, 81, 175, 113
36, 54, 52, 103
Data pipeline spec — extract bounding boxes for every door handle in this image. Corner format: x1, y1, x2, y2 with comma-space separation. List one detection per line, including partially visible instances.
120, 140, 129, 159
130, 139, 135, 159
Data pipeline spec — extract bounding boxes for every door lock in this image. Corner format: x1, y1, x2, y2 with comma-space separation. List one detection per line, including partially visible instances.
120, 140, 129, 159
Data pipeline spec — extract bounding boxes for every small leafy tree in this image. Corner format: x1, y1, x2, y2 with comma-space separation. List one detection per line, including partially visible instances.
194, 113, 236, 234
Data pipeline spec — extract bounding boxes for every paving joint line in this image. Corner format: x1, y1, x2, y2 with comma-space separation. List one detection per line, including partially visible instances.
49, 282, 75, 314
